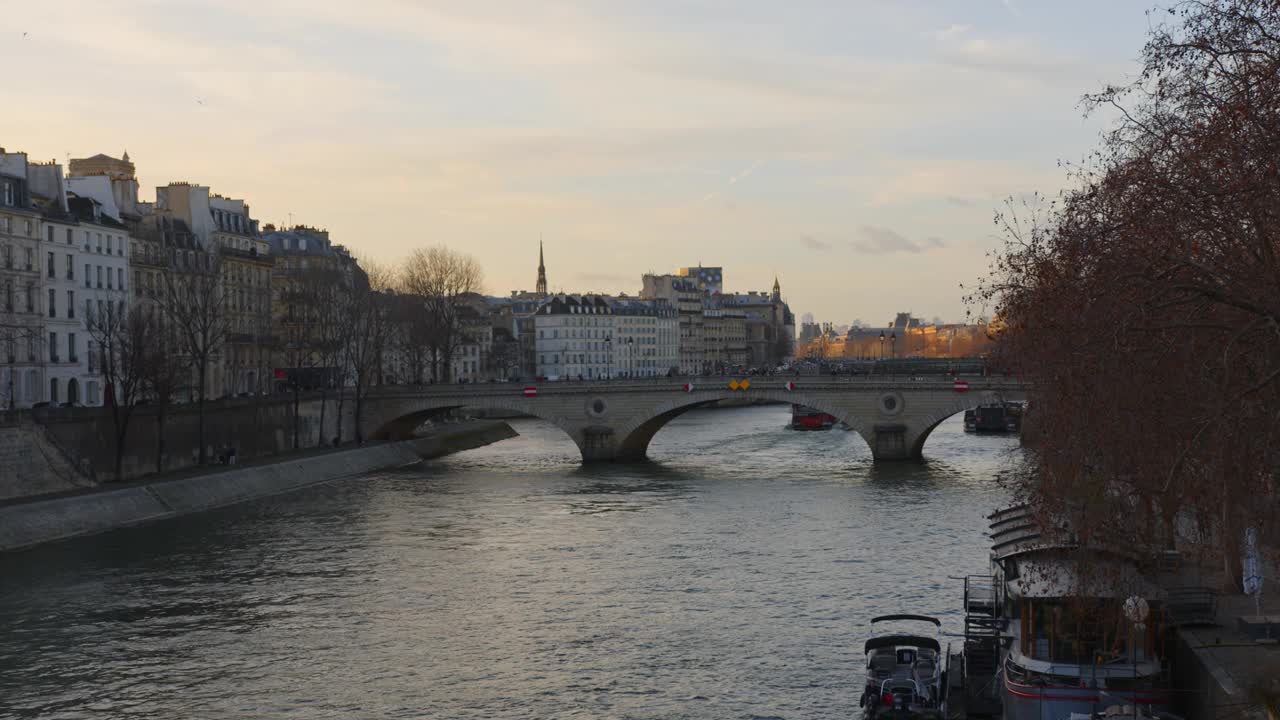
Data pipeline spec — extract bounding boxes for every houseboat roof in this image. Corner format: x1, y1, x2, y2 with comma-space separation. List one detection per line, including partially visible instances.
864, 634, 941, 654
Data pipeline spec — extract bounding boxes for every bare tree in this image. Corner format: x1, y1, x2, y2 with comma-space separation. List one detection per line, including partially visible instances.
139, 312, 186, 475
345, 261, 394, 443
86, 302, 153, 481
399, 246, 483, 382
160, 247, 226, 465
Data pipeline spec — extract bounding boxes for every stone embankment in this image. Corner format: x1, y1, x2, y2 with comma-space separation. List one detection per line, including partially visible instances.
0, 420, 516, 553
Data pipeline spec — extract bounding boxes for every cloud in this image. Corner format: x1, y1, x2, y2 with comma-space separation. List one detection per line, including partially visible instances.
931, 24, 972, 41
799, 234, 832, 251
940, 37, 1077, 80
728, 161, 761, 185
852, 226, 946, 254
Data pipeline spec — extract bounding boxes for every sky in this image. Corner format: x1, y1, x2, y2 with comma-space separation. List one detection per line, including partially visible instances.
0, 0, 1159, 325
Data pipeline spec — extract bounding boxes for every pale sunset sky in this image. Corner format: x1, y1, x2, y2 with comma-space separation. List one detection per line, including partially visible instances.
0, 1, 1156, 324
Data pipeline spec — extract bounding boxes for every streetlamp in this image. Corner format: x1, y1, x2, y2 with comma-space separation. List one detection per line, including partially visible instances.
890, 331, 897, 360
878, 330, 885, 360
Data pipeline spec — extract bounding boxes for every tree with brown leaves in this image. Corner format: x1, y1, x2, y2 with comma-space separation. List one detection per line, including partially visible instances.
974, 0, 1280, 585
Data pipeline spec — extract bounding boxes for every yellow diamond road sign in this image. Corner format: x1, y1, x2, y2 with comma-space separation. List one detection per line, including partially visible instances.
740, 380, 750, 390
728, 379, 740, 390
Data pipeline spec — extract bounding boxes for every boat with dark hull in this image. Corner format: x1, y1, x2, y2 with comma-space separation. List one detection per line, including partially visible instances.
860, 614, 948, 719
963, 402, 1022, 433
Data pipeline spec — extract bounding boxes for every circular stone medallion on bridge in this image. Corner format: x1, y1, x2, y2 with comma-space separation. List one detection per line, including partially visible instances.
878, 392, 904, 417
585, 397, 609, 419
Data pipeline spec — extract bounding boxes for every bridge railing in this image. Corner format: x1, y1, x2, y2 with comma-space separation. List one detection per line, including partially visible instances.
363, 375, 1031, 396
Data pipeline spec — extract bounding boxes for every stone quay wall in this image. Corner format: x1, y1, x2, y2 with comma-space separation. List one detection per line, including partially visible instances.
0, 420, 517, 553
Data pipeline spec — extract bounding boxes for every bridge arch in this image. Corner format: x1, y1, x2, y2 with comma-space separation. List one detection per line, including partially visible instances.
365, 396, 589, 455
904, 390, 1028, 459
611, 390, 873, 461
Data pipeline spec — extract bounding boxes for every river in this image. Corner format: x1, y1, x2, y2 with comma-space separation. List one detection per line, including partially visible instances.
0, 405, 1021, 719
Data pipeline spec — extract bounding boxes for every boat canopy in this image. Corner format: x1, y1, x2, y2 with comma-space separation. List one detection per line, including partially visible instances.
870, 614, 942, 627
864, 634, 941, 654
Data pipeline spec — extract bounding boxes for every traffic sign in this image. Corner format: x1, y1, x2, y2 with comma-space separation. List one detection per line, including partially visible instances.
729, 379, 740, 390
523, 386, 538, 397
953, 381, 969, 393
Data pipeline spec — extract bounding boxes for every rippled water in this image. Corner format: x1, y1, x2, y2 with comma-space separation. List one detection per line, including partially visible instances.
0, 406, 1020, 719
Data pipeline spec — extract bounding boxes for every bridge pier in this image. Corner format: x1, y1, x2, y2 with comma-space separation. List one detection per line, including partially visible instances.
869, 423, 920, 462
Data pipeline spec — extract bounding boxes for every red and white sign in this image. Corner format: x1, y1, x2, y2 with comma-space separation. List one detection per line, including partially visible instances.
953, 380, 969, 393
523, 386, 538, 397
682, 383, 694, 393
784, 381, 795, 391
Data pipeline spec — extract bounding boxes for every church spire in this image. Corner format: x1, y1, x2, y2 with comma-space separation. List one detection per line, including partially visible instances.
536, 239, 548, 296
771, 275, 781, 302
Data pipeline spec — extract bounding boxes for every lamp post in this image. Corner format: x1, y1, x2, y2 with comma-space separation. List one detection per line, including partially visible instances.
878, 330, 885, 361
890, 331, 897, 360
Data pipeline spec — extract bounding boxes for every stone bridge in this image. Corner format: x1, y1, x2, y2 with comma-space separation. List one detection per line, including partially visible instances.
361, 377, 1030, 463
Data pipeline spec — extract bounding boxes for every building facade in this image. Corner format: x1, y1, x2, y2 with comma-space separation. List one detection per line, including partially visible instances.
0, 150, 45, 408
533, 294, 614, 380
610, 297, 678, 377
640, 274, 705, 374
209, 196, 271, 396
265, 225, 359, 390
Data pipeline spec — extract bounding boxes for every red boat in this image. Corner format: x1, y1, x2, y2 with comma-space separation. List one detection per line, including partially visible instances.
791, 404, 836, 430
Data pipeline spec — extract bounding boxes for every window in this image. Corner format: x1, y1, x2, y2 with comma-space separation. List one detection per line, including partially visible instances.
68, 333, 77, 363
3, 281, 9, 311
84, 264, 90, 288
65, 228, 72, 245
83, 230, 90, 251
107, 269, 112, 289
107, 236, 113, 254
47, 226, 54, 243
46, 251, 54, 278
47, 288, 55, 317
65, 253, 73, 280
97, 266, 102, 288
96, 233, 102, 253
117, 268, 124, 290
67, 291, 74, 318
84, 299, 91, 322
88, 343, 97, 373
25, 284, 33, 312
49, 332, 57, 363
2, 183, 12, 206
24, 248, 31, 270
1, 245, 8, 268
